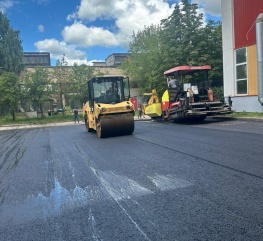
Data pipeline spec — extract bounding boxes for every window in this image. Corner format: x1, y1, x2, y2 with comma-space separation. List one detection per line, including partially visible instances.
235, 48, 247, 95
92, 78, 124, 104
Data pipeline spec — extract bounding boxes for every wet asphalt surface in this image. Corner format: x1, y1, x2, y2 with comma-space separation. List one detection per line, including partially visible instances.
0, 118, 263, 241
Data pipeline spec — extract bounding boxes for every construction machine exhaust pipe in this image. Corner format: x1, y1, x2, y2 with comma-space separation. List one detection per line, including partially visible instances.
256, 13, 263, 106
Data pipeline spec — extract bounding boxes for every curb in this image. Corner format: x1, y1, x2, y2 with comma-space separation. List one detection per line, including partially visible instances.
0, 117, 151, 131
1, 116, 262, 131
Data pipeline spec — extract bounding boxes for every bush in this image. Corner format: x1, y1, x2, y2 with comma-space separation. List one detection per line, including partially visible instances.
212, 86, 224, 102
0, 113, 83, 126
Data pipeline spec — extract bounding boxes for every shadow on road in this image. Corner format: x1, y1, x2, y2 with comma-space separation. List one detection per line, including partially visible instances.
150, 116, 238, 126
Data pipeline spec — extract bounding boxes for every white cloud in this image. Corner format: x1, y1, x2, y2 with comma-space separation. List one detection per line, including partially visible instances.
35, 0, 221, 65
67, 0, 117, 22
37, 24, 45, 32
69, 0, 174, 22
191, 0, 221, 17
62, 22, 118, 47
67, 58, 92, 66
0, 0, 14, 12
66, 0, 174, 49
115, 1, 174, 47
34, 38, 91, 65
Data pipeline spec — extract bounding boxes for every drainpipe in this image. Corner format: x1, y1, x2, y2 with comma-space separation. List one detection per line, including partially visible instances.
256, 13, 263, 105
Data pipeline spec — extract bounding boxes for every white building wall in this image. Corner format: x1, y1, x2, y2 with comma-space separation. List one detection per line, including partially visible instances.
232, 96, 263, 112
221, 0, 235, 98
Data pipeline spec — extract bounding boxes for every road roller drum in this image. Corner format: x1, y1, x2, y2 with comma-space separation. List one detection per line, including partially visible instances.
96, 113, 134, 138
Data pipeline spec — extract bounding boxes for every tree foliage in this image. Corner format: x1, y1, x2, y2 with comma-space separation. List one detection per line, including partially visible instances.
122, 0, 223, 95
22, 66, 52, 117
198, 20, 223, 87
52, 56, 96, 110
160, 0, 204, 68
52, 54, 69, 113
121, 25, 166, 94
68, 63, 94, 107
0, 72, 21, 120
0, 12, 23, 74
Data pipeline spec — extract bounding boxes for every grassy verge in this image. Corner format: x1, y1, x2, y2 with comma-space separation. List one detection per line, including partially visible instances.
1, 111, 263, 127
0, 112, 83, 127
228, 111, 263, 118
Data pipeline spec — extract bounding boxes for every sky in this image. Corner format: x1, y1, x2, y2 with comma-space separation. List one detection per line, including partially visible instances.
0, 0, 221, 66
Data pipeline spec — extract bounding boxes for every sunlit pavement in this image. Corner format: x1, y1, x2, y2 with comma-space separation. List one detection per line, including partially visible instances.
134, 115, 151, 121
0, 122, 78, 131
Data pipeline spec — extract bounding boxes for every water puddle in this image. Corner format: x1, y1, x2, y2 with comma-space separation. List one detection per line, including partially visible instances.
0, 172, 192, 224
149, 174, 192, 191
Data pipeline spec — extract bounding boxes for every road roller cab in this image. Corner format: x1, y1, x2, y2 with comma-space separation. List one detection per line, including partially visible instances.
83, 76, 135, 138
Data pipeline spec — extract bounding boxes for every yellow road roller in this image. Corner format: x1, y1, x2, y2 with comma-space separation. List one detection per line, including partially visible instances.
83, 76, 135, 138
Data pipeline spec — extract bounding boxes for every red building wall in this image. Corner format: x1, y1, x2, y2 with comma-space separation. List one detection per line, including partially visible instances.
234, 0, 263, 49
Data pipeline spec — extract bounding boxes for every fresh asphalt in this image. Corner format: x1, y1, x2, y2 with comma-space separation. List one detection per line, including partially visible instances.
0, 116, 263, 240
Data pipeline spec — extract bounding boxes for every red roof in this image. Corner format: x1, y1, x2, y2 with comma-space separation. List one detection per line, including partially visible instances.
164, 65, 211, 76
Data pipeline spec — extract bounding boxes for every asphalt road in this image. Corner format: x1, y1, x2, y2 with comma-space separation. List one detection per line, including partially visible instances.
0, 118, 263, 241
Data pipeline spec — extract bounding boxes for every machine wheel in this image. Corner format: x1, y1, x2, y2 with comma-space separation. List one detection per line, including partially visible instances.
96, 119, 102, 138
96, 114, 134, 138
195, 116, 206, 122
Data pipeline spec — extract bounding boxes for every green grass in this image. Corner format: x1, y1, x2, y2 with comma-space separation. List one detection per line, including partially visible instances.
1, 111, 263, 127
228, 111, 263, 118
0, 112, 83, 127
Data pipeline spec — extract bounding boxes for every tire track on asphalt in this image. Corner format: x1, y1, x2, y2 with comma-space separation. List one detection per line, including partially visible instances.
133, 136, 263, 181
0, 130, 28, 205
0, 130, 27, 176
74, 142, 152, 241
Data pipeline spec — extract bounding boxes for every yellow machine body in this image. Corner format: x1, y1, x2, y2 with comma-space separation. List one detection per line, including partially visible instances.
143, 89, 162, 118
144, 103, 162, 117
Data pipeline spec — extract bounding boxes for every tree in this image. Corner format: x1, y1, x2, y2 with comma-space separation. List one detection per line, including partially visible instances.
22, 66, 52, 118
160, 0, 204, 68
68, 63, 94, 108
198, 20, 223, 87
122, 0, 224, 95
0, 12, 24, 74
0, 72, 21, 120
122, 25, 167, 95
52, 54, 69, 114
160, 1, 224, 87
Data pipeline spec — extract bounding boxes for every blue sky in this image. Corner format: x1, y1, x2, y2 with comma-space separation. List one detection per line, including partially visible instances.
0, 0, 221, 66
